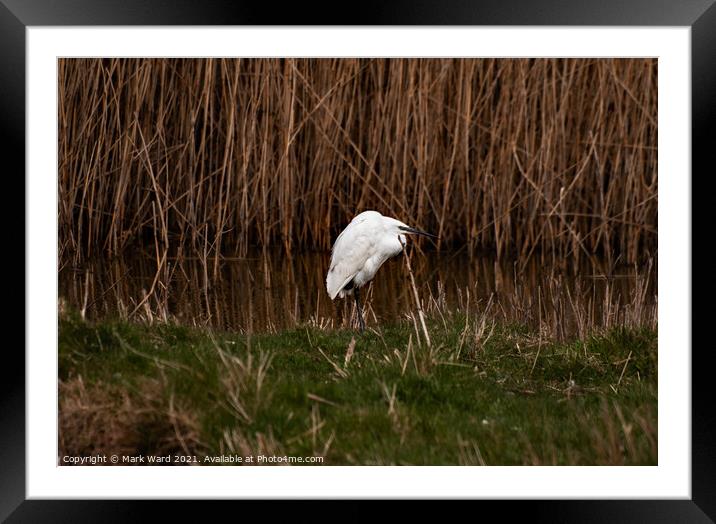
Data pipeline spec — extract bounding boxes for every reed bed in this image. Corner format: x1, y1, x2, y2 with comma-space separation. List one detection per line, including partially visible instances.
58, 58, 657, 268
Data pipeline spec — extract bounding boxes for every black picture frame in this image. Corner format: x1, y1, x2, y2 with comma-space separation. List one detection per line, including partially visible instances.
6, 0, 711, 521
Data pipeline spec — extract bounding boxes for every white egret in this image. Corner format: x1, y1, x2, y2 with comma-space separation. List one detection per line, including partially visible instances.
326, 210, 437, 331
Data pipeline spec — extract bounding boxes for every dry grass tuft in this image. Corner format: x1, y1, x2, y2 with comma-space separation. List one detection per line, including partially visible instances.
219, 428, 285, 465
58, 375, 206, 463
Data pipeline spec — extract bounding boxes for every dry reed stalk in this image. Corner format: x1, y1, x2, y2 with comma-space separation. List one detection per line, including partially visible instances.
402, 246, 431, 347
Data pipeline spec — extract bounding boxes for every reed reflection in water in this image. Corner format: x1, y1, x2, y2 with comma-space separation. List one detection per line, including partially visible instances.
58, 249, 656, 339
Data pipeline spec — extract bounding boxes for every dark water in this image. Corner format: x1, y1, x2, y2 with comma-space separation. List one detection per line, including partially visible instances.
58, 249, 656, 335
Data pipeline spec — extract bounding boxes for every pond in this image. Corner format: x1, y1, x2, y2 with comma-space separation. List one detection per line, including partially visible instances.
59, 248, 657, 338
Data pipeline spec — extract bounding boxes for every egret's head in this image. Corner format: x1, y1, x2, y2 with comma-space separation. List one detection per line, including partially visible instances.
383, 217, 437, 246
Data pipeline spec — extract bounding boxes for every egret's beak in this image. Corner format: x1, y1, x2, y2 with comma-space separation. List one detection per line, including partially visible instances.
399, 226, 438, 239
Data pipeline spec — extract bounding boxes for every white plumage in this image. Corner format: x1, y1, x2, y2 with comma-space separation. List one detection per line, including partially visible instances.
326, 210, 436, 331
326, 211, 405, 299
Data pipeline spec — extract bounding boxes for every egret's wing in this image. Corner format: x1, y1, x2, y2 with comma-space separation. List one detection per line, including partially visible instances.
326, 218, 376, 300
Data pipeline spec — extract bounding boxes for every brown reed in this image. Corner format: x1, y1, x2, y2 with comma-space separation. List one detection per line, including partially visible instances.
58, 58, 657, 267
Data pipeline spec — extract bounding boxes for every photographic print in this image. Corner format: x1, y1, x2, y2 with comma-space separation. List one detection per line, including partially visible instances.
57, 57, 658, 467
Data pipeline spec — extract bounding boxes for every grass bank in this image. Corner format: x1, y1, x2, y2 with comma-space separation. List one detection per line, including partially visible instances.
59, 310, 657, 466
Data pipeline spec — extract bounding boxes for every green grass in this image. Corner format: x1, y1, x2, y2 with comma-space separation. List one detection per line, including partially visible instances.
59, 312, 657, 465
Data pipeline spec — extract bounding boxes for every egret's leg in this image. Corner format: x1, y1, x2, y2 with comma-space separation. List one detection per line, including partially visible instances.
354, 287, 366, 333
